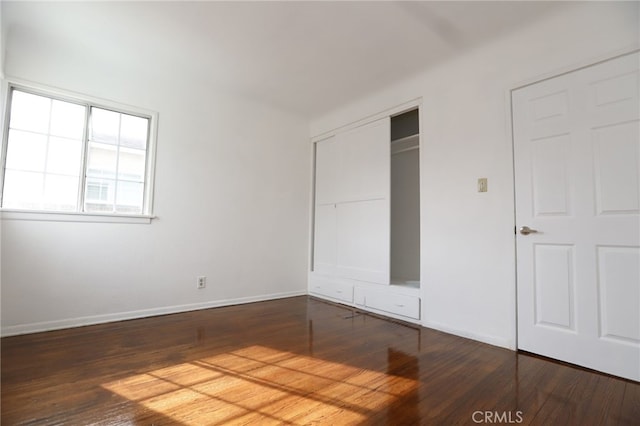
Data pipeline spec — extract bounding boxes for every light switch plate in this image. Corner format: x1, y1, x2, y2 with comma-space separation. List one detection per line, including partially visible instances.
478, 178, 488, 193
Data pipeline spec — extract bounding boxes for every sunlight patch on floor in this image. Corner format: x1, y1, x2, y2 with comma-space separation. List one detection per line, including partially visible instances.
102, 345, 416, 425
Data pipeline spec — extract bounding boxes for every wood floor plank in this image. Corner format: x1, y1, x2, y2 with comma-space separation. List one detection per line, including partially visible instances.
620, 381, 640, 425
1, 296, 637, 425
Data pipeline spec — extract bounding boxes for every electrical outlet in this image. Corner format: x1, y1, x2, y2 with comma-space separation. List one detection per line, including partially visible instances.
197, 276, 206, 289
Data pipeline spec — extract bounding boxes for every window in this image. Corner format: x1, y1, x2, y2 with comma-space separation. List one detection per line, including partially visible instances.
1, 84, 156, 218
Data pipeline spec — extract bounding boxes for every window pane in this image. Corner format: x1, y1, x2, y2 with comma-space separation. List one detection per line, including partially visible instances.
86, 180, 109, 201
116, 181, 143, 214
120, 114, 148, 150
90, 107, 120, 144
5, 130, 47, 172
86, 142, 117, 178
43, 174, 78, 211
9, 91, 51, 134
47, 137, 82, 176
50, 100, 85, 139
84, 178, 116, 213
2, 87, 153, 216
2, 170, 44, 209
118, 148, 146, 181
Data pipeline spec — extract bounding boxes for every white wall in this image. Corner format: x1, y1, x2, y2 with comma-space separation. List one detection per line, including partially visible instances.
1, 15, 311, 335
311, 2, 639, 349
0, 2, 4, 79
0, 0, 6, 331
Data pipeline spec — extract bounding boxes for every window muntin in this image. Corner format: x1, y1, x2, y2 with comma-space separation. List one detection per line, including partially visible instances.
1, 86, 153, 216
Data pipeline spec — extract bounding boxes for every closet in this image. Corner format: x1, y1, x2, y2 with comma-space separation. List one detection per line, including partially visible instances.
310, 107, 421, 323
390, 109, 420, 287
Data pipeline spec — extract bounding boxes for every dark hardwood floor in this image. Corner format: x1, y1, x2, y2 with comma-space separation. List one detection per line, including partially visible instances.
1, 296, 638, 425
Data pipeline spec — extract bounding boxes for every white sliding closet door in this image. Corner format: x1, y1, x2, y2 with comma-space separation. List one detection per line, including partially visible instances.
315, 136, 339, 205
313, 203, 337, 275
336, 119, 390, 203
313, 118, 390, 285
314, 136, 338, 275
336, 199, 389, 283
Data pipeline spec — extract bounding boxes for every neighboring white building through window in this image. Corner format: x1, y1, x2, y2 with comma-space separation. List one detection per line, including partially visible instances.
1, 84, 156, 217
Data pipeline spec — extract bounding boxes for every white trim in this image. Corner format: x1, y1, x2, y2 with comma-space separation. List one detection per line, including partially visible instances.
311, 97, 422, 143
144, 107, 159, 215
422, 319, 515, 350
511, 46, 640, 91
3, 76, 158, 119
0, 209, 156, 224
505, 88, 519, 351
0, 79, 11, 204
308, 138, 318, 275
1, 290, 307, 337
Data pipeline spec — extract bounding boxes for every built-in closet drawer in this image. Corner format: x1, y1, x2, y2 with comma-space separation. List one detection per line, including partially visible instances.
309, 275, 353, 303
354, 287, 420, 320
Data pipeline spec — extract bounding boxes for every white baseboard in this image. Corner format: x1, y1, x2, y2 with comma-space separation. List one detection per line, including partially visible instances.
422, 319, 515, 350
1, 290, 307, 337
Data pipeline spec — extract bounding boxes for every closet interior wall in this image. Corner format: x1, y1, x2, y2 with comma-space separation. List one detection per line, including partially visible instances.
391, 109, 420, 288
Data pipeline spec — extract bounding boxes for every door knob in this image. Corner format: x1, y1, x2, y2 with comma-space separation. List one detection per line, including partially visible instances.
519, 226, 538, 235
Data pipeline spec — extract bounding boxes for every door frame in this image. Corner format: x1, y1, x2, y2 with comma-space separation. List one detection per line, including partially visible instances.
310, 98, 423, 144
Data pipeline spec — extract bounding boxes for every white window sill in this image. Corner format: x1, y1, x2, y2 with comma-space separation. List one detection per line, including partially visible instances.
0, 209, 156, 224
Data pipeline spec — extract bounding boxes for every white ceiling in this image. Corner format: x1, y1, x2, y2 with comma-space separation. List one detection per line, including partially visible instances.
2, 1, 569, 118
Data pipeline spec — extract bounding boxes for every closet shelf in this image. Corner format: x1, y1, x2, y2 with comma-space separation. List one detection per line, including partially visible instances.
391, 133, 419, 155
390, 133, 419, 145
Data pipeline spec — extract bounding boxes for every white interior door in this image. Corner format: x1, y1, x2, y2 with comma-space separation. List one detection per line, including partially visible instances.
513, 52, 640, 381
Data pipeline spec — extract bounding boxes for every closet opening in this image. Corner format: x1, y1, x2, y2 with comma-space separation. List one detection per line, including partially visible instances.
390, 109, 420, 289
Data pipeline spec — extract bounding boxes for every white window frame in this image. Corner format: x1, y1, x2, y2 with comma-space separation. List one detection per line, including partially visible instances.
0, 79, 158, 224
